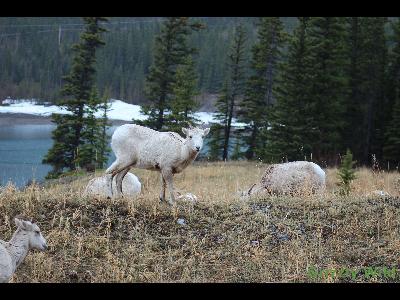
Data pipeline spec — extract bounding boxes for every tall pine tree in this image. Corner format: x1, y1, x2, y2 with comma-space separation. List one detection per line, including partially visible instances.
210, 24, 247, 160
164, 55, 200, 132
135, 17, 204, 131
43, 17, 108, 177
208, 82, 230, 160
360, 18, 388, 164
237, 17, 286, 160
306, 17, 348, 165
343, 17, 388, 166
383, 18, 400, 168
265, 17, 313, 162
76, 88, 111, 170
383, 95, 400, 168
343, 17, 364, 161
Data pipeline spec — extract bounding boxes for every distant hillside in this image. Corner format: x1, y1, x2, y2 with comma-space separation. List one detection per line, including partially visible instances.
0, 17, 298, 106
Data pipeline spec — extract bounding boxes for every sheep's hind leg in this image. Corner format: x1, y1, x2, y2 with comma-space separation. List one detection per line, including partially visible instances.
162, 169, 176, 206
159, 173, 166, 202
109, 172, 117, 197
107, 159, 123, 197
115, 167, 130, 197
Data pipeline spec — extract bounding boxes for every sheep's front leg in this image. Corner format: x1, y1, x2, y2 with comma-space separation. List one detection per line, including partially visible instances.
162, 168, 175, 205
159, 173, 166, 202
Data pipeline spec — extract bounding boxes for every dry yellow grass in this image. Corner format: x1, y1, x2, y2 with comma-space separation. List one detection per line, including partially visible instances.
1, 161, 400, 283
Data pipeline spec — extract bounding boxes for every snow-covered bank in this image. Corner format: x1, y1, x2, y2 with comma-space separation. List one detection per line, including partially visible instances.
0, 98, 246, 127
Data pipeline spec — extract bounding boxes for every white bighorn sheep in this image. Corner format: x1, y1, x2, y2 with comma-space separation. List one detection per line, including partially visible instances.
105, 124, 210, 205
244, 161, 326, 197
84, 172, 141, 199
0, 216, 47, 283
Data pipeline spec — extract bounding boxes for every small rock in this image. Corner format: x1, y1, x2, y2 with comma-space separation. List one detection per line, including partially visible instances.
297, 223, 306, 235
177, 193, 198, 202
177, 218, 186, 225
68, 270, 79, 281
250, 240, 260, 247
250, 203, 272, 214
369, 190, 391, 198
268, 224, 278, 234
277, 233, 290, 242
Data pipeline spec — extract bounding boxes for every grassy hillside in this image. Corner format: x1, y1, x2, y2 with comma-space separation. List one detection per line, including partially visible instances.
1, 162, 399, 282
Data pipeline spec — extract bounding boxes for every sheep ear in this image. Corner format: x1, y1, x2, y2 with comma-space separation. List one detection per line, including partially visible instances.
14, 218, 23, 228
203, 128, 210, 136
182, 127, 188, 136
21, 220, 34, 231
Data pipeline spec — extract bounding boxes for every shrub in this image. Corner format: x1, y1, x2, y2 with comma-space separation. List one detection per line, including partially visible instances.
337, 149, 357, 196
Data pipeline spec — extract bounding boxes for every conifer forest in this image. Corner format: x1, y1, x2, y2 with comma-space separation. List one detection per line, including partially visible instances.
1, 17, 400, 170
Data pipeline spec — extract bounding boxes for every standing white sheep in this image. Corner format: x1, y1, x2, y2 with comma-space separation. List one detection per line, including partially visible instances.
105, 124, 210, 205
245, 161, 326, 197
0, 216, 47, 283
84, 172, 141, 199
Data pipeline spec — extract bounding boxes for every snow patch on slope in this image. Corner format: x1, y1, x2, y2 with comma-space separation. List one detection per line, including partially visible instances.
0, 98, 246, 126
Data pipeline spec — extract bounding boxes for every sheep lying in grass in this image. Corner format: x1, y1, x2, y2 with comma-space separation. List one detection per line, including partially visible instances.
0, 216, 47, 283
106, 124, 210, 205
84, 173, 141, 199
244, 161, 326, 198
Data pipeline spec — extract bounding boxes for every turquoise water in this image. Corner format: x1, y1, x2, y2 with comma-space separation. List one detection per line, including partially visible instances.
0, 125, 54, 187
0, 125, 118, 188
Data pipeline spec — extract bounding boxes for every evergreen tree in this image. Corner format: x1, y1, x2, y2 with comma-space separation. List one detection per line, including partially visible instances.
135, 17, 204, 130
383, 95, 400, 168
97, 91, 112, 170
211, 24, 247, 161
43, 17, 107, 177
337, 149, 357, 196
208, 82, 230, 160
164, 55, 200, 132
207, 123, 224, 161
306, 17, 349, 164
237, 17, 286, 160
343, 17, 364, 162
76, 88, 111, 170
383, 18, 400, 169
342, 17, 388, 166
265, 17, 313, 162
386, 18, 400, 117
358, 17, 388, 164
230, 138, 243, 161
383, 89, 400, 167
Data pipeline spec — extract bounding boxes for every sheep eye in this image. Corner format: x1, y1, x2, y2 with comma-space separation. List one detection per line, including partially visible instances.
189, 136, 192, 139
35, 231, 40, 235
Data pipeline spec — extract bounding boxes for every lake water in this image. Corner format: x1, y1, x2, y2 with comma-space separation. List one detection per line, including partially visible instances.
0, 125, 119, 188
0, 124, 212, 188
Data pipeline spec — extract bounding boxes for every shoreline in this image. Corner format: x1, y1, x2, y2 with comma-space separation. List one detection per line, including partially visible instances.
0, 113, 131, 126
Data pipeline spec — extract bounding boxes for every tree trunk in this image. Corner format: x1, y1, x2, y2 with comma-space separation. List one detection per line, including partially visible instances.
246, 125, 258, 160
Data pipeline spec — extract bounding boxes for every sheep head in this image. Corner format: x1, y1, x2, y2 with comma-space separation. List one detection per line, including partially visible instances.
14, 215, 47, 251
182, 126, 210, 153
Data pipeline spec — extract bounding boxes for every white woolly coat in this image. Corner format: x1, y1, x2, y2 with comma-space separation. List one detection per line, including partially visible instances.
0, 241, 13, 283
248, 161, 326, 196
107, 124, 199, 175
84, 172, 141, 198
